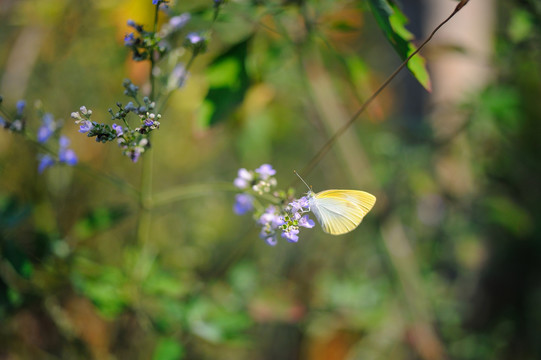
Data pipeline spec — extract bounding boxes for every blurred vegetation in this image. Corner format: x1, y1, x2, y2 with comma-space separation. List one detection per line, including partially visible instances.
1, 0, 540, 359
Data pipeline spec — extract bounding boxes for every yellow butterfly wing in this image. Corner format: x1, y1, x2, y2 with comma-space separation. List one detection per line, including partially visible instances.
310, 190, 376, 235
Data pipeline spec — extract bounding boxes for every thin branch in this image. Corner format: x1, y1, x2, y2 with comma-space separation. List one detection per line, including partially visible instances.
297, 1, 470, 182
151, 182, 279, 208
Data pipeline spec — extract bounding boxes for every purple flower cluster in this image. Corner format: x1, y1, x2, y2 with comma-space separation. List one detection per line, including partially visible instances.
152, 1, 171, 11
72, 94, 161, 163
123, 19, 148, 61
58, 136, 78, 166
184, 32, 207, 54
233, 194, 254, 215
256, 194, 314, 245
38, 154, 55, 174
124, 5, 198, 64
38, 135, 78, 173
234, 164, 277, 194
169, 14, 190, 31
72, 106, 95, 134
124, 33, 136, 47
258, 206, 284, 246
36, 112, 78, 173
279, 197, 314, 243
112, 123, 124, 137
233, 164, 316, 246
0, 99, 25, 132
16, 100, 25, 116
37, 113, 56, 143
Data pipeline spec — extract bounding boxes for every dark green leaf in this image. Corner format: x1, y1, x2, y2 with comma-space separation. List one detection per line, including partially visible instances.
73, 206, 129, 239
368, 0, 431, 91
198, 38, 251, 127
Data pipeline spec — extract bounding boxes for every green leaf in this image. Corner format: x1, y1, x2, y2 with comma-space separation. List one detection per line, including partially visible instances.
368, 0, 431, 91
71, 263, 129, 318
508, 9, 534, 43
143, 269, 186, 298
73, 206, 129, 240
483, 196, 533, 237
198, 38, 251, 128
152, 338, 184, 360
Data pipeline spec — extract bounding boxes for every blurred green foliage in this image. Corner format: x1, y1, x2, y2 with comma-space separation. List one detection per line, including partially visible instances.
1, 0, 541, 359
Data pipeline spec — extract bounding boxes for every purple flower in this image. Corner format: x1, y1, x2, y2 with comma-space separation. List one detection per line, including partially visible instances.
233, 194, 254, 215
152, 0, 159, 5
0, 116, 5, 127
124, 33, 136, 46
127, 19, 136, 27
42, 113, 54, 126
169, 13, 190, 30
259, 206, 284, 228
255, 164, 276, 180
144, 118, 154, 127
79, 120, 93, 133
38, 155, 55, 173
281, 228, 299, 242
124, 102, 137, 112
16, 100, 25, 115
37, 125, 54, 143
264, 236, 278, 246
59, 148, 78, 166
130, 148, 143, 163
289, 196, 309, 213
234, 168, 253, 189
59, 136, 70, 148
112, 123, 124, 137
37, 113, 56, 143
186, 32, 204, 45
298, 215, 315, 228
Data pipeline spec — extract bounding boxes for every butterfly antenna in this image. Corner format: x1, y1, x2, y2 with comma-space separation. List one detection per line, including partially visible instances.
293, 170, 311, 191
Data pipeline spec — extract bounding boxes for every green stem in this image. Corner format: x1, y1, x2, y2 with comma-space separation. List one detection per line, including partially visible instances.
132, 4, 160, 286
150, 57, 156, 102
152, 182, 235, 207
152, 3, 159, 34
121, 117, 131, 130
152, 182, 280, 208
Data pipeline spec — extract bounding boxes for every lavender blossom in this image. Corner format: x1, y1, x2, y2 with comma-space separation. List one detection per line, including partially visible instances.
169, 13, 190, 30
255, 164, 276, 180
78, 120, 93, 133
234, 168, 253, 189
233, 194, 254, 215
38, 155, 55, 173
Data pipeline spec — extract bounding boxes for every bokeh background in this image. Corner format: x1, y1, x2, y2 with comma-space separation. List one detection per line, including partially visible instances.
1, 0, 540, 359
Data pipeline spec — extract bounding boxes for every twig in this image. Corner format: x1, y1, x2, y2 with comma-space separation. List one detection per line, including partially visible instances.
297, 0, 470, 181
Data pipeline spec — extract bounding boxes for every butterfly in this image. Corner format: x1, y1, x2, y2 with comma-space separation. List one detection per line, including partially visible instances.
295, 171, 376, 235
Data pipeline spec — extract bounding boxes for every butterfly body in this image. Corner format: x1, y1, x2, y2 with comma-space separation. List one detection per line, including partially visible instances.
307, 189, 376, 235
